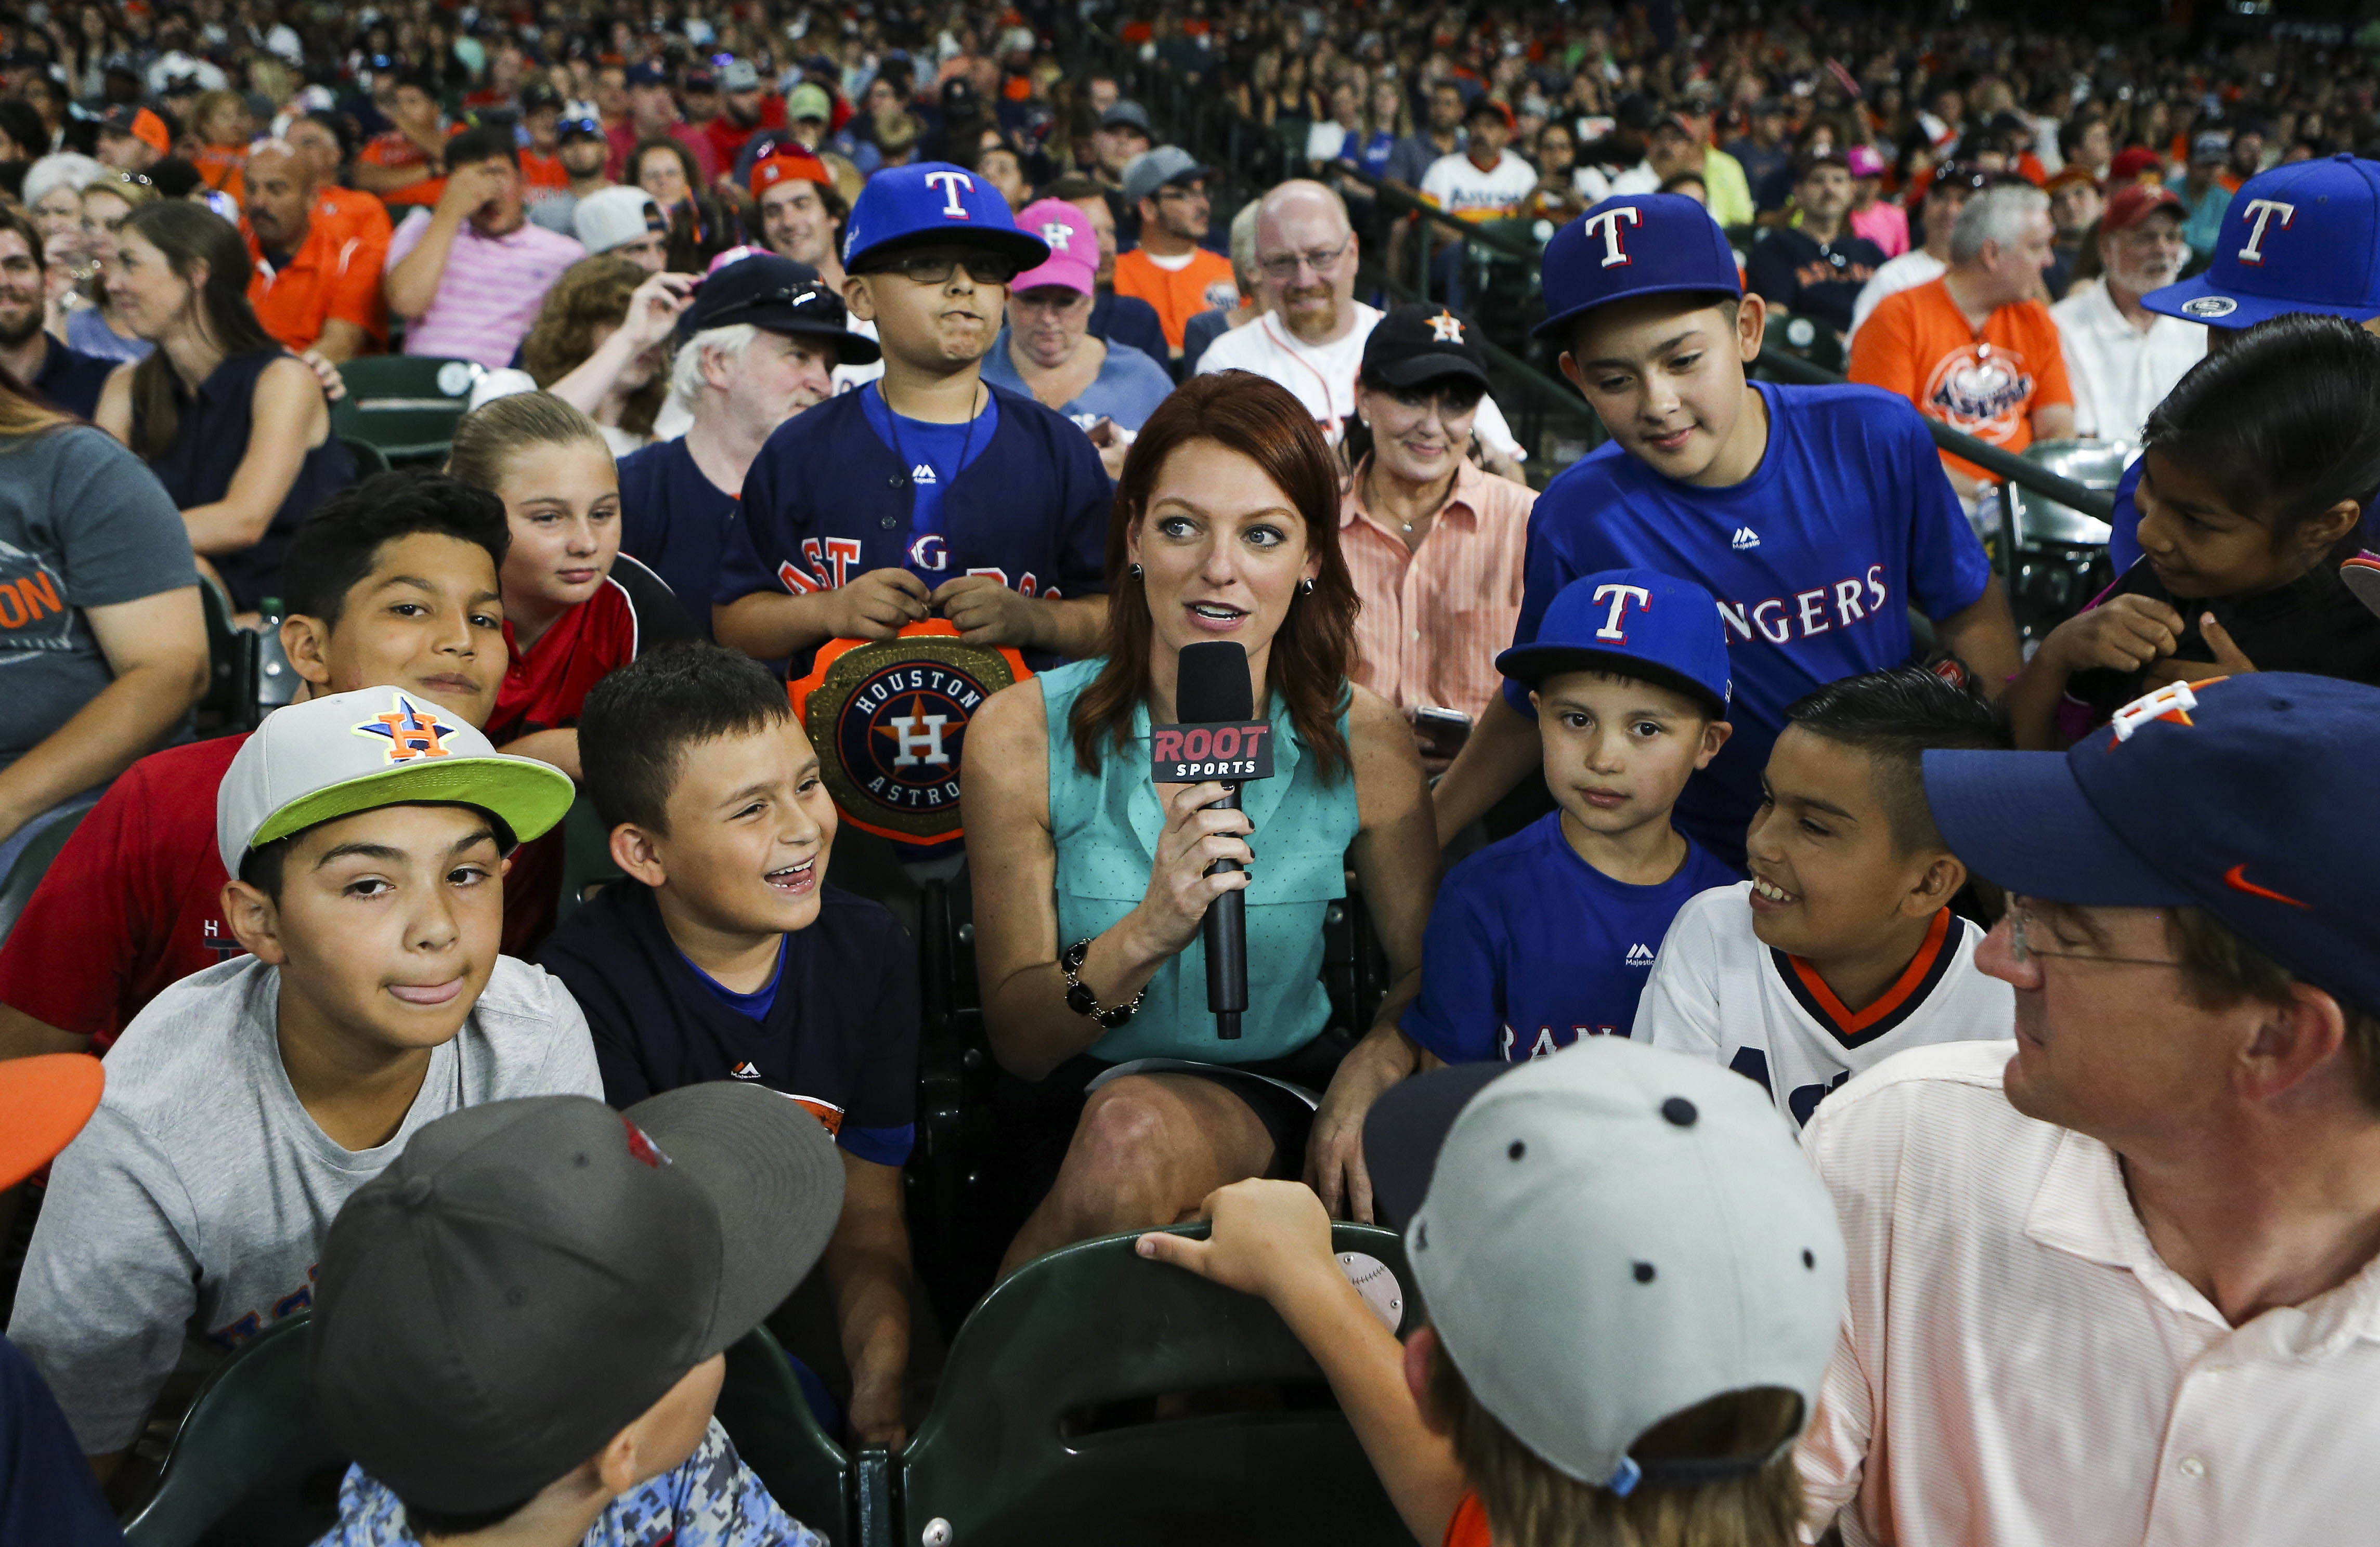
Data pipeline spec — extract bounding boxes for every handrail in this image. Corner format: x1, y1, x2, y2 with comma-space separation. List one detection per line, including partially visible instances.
1753, 350, 2117, 521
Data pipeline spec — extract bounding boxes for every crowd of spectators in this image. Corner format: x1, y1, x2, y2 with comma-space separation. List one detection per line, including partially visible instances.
5, 4, 2380, 1546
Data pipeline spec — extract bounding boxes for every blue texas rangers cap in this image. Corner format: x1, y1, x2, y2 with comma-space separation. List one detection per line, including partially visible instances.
841, 160, 1051, 275
1496, 568, 1731, 717
1533, 194, 1741, 343
2142, 154, 2380, 329
1923, 673, 2380, 1016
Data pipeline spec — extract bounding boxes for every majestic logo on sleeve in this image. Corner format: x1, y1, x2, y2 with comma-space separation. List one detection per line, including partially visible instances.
353, 694, 455, 762
789, 623, 1032, 844
1580, 205, 1642, 267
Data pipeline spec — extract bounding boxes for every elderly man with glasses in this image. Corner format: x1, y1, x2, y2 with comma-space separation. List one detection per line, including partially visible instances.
1797, 672, 2380, 1545
1196, 179, 1526, 480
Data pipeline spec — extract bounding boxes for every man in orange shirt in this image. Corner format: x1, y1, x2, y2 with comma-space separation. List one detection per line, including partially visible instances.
1848, 180, 2073, 506
243, 140, 386, 361
1111, 146, 1237, 361
353, 72, 457, 212
283, 112, 393, 241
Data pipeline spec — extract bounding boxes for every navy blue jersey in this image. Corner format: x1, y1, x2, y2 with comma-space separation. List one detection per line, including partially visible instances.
617, 436, 739, 641
715, 381, 1110, 674
30, 339, 114, 422
535, 877, 921, 1166
1507, 381, 1991, 865
1402, 812, 1739, 1064
1090, 290, 1170, 369
0, 1335, 122, 1546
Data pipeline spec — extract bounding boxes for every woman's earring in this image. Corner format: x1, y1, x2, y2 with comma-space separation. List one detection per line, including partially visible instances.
1299, 578, 1317, 596
1128, 562, 1145, 580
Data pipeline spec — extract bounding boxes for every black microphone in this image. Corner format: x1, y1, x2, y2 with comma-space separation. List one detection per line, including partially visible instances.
1159, 641, 1277, 1040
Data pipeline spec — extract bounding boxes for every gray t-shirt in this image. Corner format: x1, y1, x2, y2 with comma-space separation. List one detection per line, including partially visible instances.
0, 425, 197, 770
8, 953, 603, 1452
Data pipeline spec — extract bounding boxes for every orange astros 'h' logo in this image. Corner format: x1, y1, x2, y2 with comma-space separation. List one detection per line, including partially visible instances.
2106, 678, 2228, 746
354, 694, 457, 762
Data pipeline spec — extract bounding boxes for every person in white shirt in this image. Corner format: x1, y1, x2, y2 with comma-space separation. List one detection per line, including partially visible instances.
1197, 179, 1525, 478
1636, 666, 2013, 1128
1797, 671, 2380, 1547
2051, 182, 2205, 443
1417, 98, 1539, 225
1603, 110, 1702, 199
1848, 162, 1987, 340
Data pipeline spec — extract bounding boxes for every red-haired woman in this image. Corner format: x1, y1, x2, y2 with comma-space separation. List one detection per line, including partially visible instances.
965, 371, 1438, 1272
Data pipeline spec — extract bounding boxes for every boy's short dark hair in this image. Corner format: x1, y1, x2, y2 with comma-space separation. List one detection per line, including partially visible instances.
279, 469, 510, 627
445, 121, 519, 168
580, 644, 792, 833
1783, 664, 2010, 853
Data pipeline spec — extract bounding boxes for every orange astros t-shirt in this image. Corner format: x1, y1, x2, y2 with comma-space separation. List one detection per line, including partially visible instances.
1113, 245, 1239, 355
1846, 275, 2071, 484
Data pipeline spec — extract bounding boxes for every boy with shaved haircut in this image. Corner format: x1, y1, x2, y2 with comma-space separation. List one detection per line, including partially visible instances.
8, 687, 594, 1475
1434, 194, 2020, 868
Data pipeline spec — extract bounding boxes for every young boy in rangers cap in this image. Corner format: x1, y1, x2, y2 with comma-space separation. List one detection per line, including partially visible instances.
1402, 570, 1738, 1066
7, 687, 592, 1477
1635, 665, 2013, 1128
2103, 154, 2380, 576
1140, 1035, 1846, 1547
307, 1083, 843, 1545
712, 161, 1111, 675
1432, 193, 2020, 869
537, 645, 920, 1446
1799, 672, 2380, 1543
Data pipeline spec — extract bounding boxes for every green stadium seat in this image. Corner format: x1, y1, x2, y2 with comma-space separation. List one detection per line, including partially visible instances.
714, 1323, 853, 1542
337, 436, 392, 478
118, 1315, 344, 1547
896, 1223, 1415, 1547
328, 356, 481, 466
0, 799, 93, 933
555, 792, 626, 924
195, 575, 259, 736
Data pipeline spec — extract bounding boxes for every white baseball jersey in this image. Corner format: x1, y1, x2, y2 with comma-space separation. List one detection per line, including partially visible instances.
1633, 882, 2013, 1128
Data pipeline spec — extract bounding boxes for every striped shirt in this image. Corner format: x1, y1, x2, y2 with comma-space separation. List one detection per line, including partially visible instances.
1797, 1039, 2380, 1546
1341, 455, 1535, 723
384, 209, 583, 369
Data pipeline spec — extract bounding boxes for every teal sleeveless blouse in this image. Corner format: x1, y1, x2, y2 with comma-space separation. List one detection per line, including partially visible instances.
1037, 656, 1359, 1064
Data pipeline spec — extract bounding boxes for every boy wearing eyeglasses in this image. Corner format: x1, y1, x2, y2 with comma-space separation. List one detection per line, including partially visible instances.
1634, 665, 2014, 1128
713, 161, 1112, 674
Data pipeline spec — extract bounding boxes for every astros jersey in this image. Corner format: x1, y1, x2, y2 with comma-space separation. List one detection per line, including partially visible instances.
715, 382, 1110, 675
1633, 882, 2012, 1127
1401, 811, 1738, 1064
1506, 381, 1991, 865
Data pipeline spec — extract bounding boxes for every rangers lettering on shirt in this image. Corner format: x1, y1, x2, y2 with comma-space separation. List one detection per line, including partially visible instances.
2237, 199, 2294, 265
1714, 566, 1889, 645
1581, 205, 1643, 267
1499, 1023, 1624, 1060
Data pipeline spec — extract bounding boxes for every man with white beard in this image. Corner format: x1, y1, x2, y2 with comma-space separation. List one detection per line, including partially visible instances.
1196, 180, 1526, 479
2051, 183, 2206, 443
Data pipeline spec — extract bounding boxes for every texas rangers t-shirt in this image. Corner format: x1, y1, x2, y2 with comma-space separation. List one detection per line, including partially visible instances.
1633, 882, 2012, 1127
1506, 380, 1991, 865
1401, 811, 1738, 1064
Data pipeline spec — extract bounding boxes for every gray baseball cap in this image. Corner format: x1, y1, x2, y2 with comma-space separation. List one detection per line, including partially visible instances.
1100, 99, 1152, 134
1122, 145, 1206, 208
216, 687, 574, 876
719, 57, 762, 91
1364, 1039, 1844, 1497
574, 184, 668, 255
309, 1085, 846, 1514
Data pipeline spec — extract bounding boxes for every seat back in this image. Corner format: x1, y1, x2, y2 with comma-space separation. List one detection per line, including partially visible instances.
714, 1323, 853, 1543
195, 574, 259, 735
328, 356, 481, 464
1998, 438, 2128, 643
119, 1315, 346, 1547
898, 1224, 1415, 1547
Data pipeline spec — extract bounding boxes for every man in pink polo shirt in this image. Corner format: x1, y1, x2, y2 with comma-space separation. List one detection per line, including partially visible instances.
384, 122, 584, 369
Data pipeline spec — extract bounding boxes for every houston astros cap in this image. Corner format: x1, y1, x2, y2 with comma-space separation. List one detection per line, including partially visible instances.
1923, 672, 2380, 1016
680, 252, 879, 362
2143, 154, 2380, 327
216, 687, 575, 877
749, 143, 830, 199
1496, 568, 1731, 716
573, 184, 667, 256
1536, 194, 1741, 342
99, 105, 172, 156
310, 1085, 844, 1514
0, 1053, 103, 1190
1364, 1040, 1844, 1497
1011, 197, 1098, 295
1361, 303, 1491, 392
842, 160, 1049, 274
